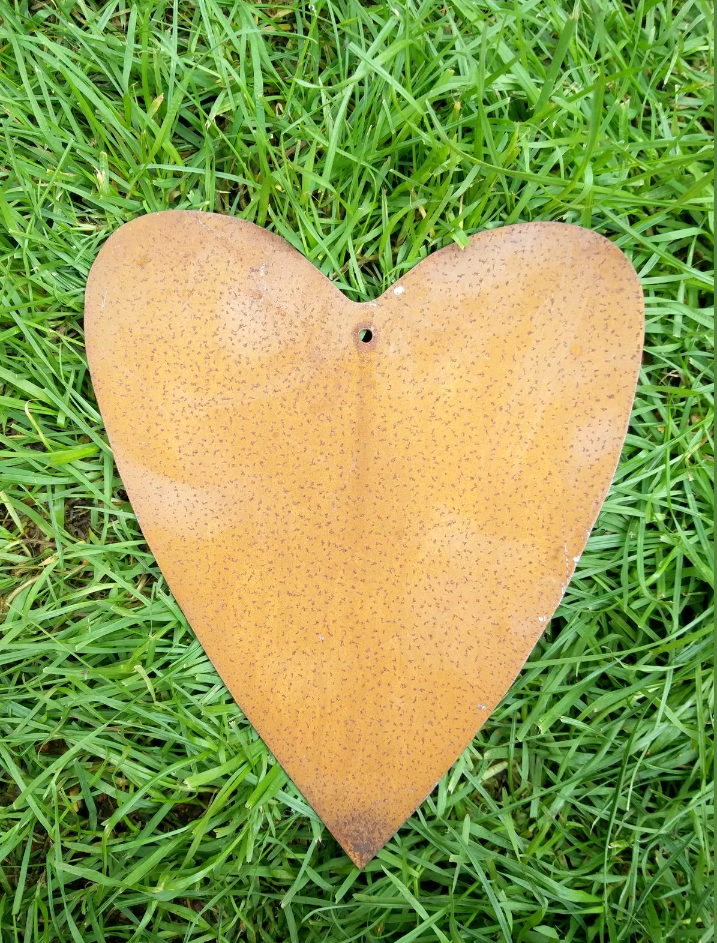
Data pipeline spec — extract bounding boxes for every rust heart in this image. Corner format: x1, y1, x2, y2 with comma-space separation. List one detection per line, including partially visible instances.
85, 213, 643, 866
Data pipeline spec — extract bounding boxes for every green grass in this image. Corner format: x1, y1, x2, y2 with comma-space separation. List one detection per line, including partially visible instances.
0, 0, 713, 940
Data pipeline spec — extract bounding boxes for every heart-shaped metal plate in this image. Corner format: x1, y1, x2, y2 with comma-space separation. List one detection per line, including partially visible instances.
85, 213, 643, 866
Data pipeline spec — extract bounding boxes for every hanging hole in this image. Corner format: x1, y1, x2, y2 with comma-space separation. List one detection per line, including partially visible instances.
359, 328, 373, 343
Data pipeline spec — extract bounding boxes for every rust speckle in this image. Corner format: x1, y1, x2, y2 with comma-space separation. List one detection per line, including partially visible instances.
84, 212, 644, 867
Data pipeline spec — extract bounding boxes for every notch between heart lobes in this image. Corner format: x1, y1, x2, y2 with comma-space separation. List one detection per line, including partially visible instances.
85, 211, 643, 866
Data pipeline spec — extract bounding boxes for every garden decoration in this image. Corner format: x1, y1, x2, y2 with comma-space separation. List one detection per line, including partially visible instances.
85, 212, 643, 867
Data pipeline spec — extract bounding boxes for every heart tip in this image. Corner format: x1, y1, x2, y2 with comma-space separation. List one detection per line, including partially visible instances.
328, 811, 398, 870
345, 845, 381, 870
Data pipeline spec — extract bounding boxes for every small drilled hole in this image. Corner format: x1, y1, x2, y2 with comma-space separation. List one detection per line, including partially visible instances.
359, 328, 373, 343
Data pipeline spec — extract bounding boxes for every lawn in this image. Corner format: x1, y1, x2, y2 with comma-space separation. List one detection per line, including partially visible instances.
0, 1, 713, 941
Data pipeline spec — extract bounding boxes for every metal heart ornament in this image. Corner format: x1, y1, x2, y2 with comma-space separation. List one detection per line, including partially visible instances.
85, 213, 643, 866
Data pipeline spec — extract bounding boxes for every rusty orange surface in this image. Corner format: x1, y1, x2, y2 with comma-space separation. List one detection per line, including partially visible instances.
85, 213, 643, 866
